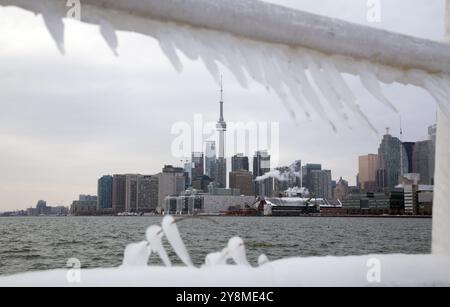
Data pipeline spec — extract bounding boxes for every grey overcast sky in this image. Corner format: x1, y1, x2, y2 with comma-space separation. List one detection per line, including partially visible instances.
0, 0, 445, 211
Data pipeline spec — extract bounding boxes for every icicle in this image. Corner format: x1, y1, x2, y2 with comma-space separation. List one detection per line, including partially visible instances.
358, 62, 398, 113
303, 53, 349, 122
161, 215, 194, 267
145, 225, 171, 267
157, 28, 184, 73
292, 59, 336, 132
258, 254, 270, 266
122, 241, 151, 267
41, 12, 65, 55
321, 58, 379, 135
227, 237, 251, 266
99, 19, 119, 56
204, 248, 230, 267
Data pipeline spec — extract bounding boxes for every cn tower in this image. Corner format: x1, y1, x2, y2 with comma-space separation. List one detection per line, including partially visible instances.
215, 76, 227, 188
216, 76, 227, 158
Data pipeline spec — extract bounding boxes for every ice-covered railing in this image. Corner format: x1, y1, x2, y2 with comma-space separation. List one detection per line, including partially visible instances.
122, 215, 263, 268
1, 215, 450, 286
1, 0, 450, 132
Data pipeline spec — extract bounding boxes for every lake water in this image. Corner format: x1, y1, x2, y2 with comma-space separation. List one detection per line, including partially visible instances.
0, 216, 432, 276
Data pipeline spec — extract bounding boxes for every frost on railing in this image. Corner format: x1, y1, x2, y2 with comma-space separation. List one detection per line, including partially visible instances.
122, 215, 268, 268
1, 0, 450, 134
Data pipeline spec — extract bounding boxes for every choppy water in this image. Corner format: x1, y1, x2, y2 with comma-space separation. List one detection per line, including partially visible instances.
0, 216, 432, 276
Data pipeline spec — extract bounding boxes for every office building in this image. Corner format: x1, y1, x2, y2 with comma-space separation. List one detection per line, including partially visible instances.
229, 171, 254, 196
232, 154, 249, 172
97, 175, 113, 210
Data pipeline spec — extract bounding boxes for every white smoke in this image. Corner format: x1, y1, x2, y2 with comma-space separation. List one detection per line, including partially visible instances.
255, 162, 301, 182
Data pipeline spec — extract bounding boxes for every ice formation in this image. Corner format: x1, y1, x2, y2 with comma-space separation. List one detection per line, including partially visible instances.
1, 218, 450, 287
1, 0, 450, 132
145, 225, 171, 267
122, 241, 151, 267
161, 215, 194, 267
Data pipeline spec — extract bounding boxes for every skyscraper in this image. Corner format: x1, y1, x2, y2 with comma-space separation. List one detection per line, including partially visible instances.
229, 171, 254, 196
302, 164, 322, 191
125, 174, 140, 212
273, 166, 296, 192
138, 175, 159, 211
310, 169, 332, 199
112, 174, 126, 212
97, 175, 113, 210
253, 150, 273, 197
232, 154, 249, 172
428, 124, 437, 184
205, 141, 217, 180
215, 78, 227, 188
413, 141, 434, 185
358, 154, 378, 192
191, 152, 204, 181
377, 132, 408, 190
402, 142, 416, 173
157, 165, 186, 209
292, 160, 302, 187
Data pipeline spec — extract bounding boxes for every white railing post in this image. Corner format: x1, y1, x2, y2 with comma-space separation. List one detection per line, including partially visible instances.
432, 0, 450, 254
432, 110, 450, 254
447, 0, 450, 42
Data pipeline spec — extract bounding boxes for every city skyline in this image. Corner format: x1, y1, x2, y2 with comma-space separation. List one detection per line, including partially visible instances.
0, 0, 442, 211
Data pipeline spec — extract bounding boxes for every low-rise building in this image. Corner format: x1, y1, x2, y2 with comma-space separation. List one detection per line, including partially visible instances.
163, 189, 255, 214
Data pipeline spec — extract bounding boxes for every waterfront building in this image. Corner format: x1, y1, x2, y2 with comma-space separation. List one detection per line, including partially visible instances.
157, 165, 186, 209
292, 160, 302, 187
97, 175, 113, 210
138, 175, 159, 211
208, 184, 241, 196
112, 174, 126, 212
70, 195, 97, 216
302, 164, 322, 191
78, 195, 97, 202
36, 200, 48, 215
310, 169, 332, 199
232, 154, 249, 172
358, 154, 378, 192
164, 190, 254, 215
334, 177, 349, 200
229, 171, 254, 196
124, 174, 140, 212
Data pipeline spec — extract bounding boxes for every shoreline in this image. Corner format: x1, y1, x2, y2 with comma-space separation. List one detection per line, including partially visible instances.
0, 214, 432, 219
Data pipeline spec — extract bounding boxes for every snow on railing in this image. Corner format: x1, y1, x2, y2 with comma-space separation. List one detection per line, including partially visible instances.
1, 0, 450, 132
0, 215, 450, 286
